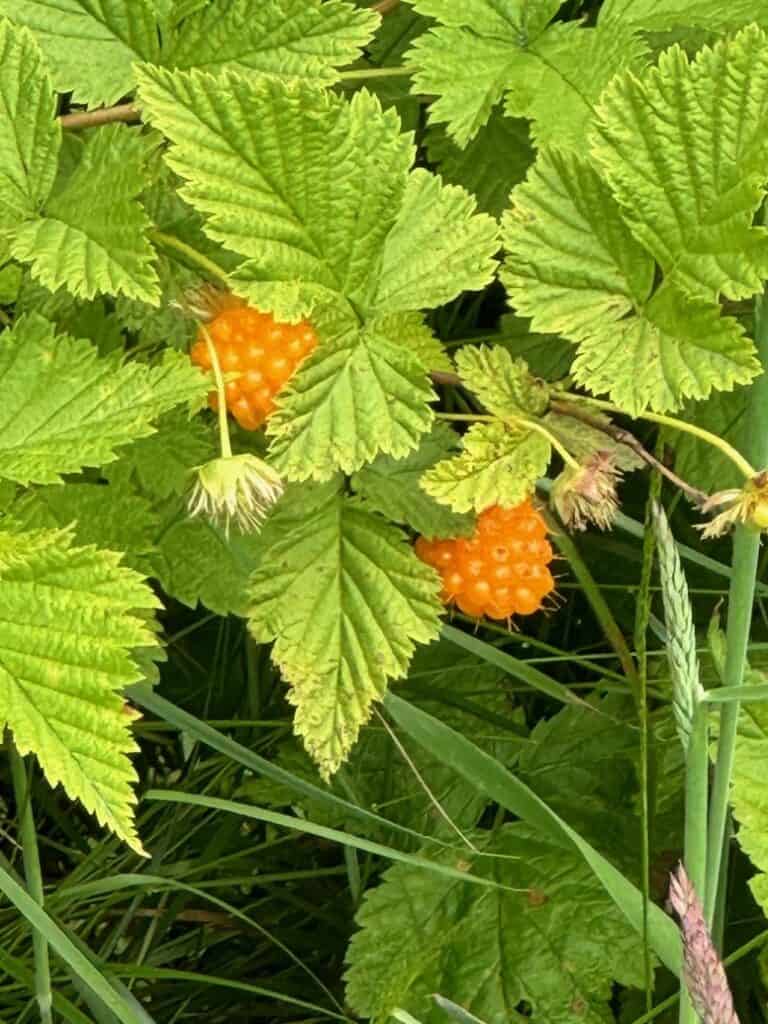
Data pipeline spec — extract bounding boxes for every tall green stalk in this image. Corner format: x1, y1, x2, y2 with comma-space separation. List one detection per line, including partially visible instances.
706, 286, 768, 924
9, 747, 53, 1024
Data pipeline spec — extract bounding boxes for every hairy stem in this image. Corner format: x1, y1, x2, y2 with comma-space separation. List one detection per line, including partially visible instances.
9, 747, 53, 1024
199, 324, 233, 460
149, 230, 229, 283
551, 400, 709, 506
705, 284, 768, 924
557, 392, 757, 480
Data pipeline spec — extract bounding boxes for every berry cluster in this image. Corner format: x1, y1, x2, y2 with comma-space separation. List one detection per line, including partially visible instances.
415, 501, 554, 620
190, 306, 317, 430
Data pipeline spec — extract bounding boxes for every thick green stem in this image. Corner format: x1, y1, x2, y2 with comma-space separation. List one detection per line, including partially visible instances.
9, 747, 53, 1024
705, 285, 768, 923
680, 704, 709, 1024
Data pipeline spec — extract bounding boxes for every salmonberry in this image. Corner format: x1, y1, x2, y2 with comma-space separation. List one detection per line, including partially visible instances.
190, 304, 317, 431
415, 501, 555, 620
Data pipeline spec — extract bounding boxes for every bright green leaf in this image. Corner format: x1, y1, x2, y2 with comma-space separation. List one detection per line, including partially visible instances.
0, 19, 60, 232
351, 423, 474, 539
421, 420, 551, 514
0, 526, 160, 854
248, 482, 442, 778
599, 0, 768, 31
345, 823, 645, 1024
542, 411, 644, 472
455, 344, 549, 417
0, 314, 208, 485
267, 314, 435, 482
168, 0, 379, 84
0, 0, 160, 106
593, 26, 768, 303
11, 125, 160, 303
502, 146, 759, 413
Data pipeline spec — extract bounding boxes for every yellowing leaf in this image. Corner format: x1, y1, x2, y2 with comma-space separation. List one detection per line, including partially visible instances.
248, 482, 442, 777
421, 420, 551, 514
0, 526, 160, 854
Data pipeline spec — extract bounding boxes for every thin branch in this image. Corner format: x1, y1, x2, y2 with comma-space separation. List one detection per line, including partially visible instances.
373, 0, 401, 12
430, 369, 461, 387
59, 103, 140, 130
551, 399, 710, 508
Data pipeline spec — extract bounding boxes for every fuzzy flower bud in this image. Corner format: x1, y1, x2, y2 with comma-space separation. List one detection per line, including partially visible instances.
551, 451, 622, 531
668, 863, 740, 1024
188, 453, 283, 535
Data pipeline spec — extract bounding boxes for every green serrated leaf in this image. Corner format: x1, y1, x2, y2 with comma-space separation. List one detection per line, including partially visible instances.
150, 513, 263, 616
11, 125, 160, 303
105, 409, 215, 500
0, 526, 160, 854
267, 314, 435, 482
593, 26, 768, 303
136, 66, 415, 319
371, 169, 499, 315
599, 0, 768, 31
502, 146, 759, 414
381, 312, 453, 373
7, 481, 159, 565
422, 420, 550, 514
404, 1, 643, 149
0, 19, 60, 232
351, 423, 474, 539
455, 344, 549, 417
666, 388, 748, 493
248, 481, 442, 778
0, 262, 22, 304
425, 109, 534, 218
497, 314, 573, 381
0, 313, 208, 485
345, 822, 645, 1024
0, 0, 160, 106
168, 0, 379, 84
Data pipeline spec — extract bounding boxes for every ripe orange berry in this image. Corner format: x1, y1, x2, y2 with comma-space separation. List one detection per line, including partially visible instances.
190, 305, 317, 430
415, 500, 554, 621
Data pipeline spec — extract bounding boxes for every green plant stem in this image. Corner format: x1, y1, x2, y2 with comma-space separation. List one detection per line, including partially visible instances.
705, 286, 768, 924
338, 66, 411, 80
435, 411, 581, 469
543, 510, 641, 706
199, 324, 233, 460
556, 392, 757, 480
149, 230, 229, 283
9, 747, 53, 1024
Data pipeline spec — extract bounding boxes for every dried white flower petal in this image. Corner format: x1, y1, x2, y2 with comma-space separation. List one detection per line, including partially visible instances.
188, 454, 283, 535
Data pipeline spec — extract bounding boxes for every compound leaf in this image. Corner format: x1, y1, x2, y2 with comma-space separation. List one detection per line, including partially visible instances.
501, 146, 759, 414
11, 125, 160, 303
351, 423, 474, 539
267, 314, 435, 482
593, 26, 768, 303
248, 481, 442, 777
0, 0, 161, 106
421, 420, 551, 514
0, 19, 60, 232
0, 314, 208, 485
345, 823, 645, 1024
0, 526, 160, 854
168, 0, 379, 84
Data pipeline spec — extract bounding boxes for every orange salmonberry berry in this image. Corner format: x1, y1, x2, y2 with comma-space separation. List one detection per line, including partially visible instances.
415, 501, 555, 621
190, 305, 317, 431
